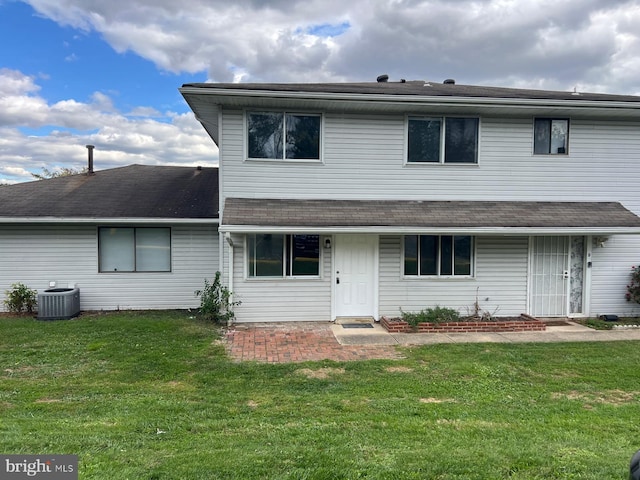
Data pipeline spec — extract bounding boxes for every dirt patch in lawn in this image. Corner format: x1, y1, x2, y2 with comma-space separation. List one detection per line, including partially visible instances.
385, 366, 414, 373
295, 367, 346, 379
552, 390, 640, 405
420, 397, 456, 404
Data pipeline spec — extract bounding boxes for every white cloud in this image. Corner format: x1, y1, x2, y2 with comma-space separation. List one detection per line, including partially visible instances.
3, 0, 640, 183
0, 68, 216, 183
22, 0, 640, 90
0, 68, 41, 95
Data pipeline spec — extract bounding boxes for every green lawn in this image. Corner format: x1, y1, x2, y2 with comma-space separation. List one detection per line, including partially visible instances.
1, 311, 639, 479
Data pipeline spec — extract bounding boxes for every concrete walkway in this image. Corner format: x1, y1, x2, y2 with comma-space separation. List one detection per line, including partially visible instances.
332, 320, 640, 346
224, 319, 640, 363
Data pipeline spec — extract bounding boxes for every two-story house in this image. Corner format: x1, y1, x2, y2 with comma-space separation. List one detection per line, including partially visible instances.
180, 78, 640, 323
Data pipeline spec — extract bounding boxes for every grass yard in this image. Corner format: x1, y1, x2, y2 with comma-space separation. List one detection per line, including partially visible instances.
1, 311, 640, 479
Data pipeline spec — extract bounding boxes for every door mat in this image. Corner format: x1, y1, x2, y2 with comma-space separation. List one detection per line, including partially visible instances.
342, 323, 374, 329
543, 320, 572, 326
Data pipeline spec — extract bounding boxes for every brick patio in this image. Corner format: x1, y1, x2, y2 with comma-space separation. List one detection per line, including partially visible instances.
224, 322, 404, 363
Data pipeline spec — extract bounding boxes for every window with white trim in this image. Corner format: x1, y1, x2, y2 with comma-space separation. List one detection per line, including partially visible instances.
99, 227, 171, 272
534, 118, 569, 155
404, 235, 473, 276
247, 112, 321, 160
407, 117, 479, 164
248, 234, 320, 277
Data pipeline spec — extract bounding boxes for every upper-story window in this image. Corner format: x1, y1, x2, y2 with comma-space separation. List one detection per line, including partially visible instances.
534, 118, 569, 155
407, 116, 479, 164
247, 112, 321, 160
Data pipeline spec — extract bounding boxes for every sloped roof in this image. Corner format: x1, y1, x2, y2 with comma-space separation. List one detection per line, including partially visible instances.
0, 165, 219, 220
182, 80, 640, 104
221, 198, 640, 234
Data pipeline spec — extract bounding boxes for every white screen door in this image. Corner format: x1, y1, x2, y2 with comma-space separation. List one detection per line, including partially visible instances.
530, 236, 570, 317
334, 235, 377, 318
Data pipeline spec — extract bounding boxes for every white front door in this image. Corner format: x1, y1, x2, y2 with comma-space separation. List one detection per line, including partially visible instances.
530, 236, 570, 317
334, 234, 378, 319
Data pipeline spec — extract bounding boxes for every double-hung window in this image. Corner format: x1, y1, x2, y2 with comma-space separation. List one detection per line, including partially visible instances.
99, 227, 171, 272
407, 116, 479, 164
404, 235, 473, 276
247, 112, 321, 160
248, 234, 320, 277
534, 118, 569, 154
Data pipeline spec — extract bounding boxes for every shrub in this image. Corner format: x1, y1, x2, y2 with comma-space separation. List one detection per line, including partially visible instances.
195, 272, 240, 325
401, 306, 460, 327
4, 282, 37, 314
626, 265, 640, 304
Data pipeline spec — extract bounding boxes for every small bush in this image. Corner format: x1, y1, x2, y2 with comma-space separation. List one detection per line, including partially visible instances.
401, 306, 460, 327
626, 265, 640, 304
195, 272, 240, 325
4, 282, 37, 314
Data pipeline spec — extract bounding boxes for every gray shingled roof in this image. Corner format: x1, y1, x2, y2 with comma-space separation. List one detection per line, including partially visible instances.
182, 80, 640, 104
0, 165, 219, 219
222, 198, 640, 231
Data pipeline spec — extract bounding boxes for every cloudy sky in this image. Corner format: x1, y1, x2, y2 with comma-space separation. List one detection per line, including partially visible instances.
1, 0, 640, 183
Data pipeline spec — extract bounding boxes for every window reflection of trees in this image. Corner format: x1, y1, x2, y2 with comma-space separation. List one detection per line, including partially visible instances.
248, 113, 283, 159
408, 117, 478, 163
444, 118, 478, 164
286, 115, 320, 159
248, 112, 320, 160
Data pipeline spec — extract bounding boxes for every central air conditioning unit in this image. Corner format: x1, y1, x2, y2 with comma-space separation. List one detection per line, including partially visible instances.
37, 287, 80, 320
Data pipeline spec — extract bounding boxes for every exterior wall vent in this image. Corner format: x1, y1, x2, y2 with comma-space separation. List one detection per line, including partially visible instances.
38, 287, 80, 320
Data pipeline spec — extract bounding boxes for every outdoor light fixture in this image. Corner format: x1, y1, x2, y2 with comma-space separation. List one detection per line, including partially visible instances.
324, 237, 332, 249
594, 236, 609, 248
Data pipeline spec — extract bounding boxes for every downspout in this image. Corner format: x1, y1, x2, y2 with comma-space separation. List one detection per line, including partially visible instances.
225, 232, 234, 326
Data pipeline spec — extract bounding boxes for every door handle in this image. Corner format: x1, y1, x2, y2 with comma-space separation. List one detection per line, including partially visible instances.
336, 277, 340, 284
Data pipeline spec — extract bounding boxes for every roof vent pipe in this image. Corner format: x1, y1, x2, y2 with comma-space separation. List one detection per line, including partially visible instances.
443, 79, 456, 85
376, 74, 389, 83
85, 145, 95, 174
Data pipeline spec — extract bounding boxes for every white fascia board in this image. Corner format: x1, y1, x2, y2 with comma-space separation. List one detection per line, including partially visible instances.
178, 87, 640, 112
220, 225, 640, 235
0, 217, 220, 225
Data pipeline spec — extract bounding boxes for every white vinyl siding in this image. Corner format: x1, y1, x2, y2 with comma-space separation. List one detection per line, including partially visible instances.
590, 235, 640, 317
221, 111, 640, 210
229, 233, 331, 322
380, 235, 529, 318
218, 107, 640, 321
0, 225, 218, 312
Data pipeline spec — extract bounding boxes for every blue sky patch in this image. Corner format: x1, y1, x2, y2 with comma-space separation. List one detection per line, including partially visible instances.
306, 21, 351, 38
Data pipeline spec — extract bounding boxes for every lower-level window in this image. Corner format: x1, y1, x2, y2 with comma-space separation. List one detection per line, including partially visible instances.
99, 227, 171, 272
248, 234, 320, 277
404, 235, 473, 276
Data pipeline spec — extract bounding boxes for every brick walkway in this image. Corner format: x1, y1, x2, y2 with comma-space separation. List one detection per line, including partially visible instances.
224, 322, 403, 363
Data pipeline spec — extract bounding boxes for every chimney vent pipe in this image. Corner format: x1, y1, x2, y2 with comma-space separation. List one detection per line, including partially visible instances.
86, 145, 95, 174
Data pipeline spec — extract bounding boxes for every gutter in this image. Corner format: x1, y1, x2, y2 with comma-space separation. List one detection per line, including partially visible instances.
179, 86, 640, 112
219, 225, 640, 236
0, 217, 220, 225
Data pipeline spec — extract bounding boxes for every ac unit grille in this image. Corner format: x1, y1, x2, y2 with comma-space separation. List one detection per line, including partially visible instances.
37, 288, 80, 320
